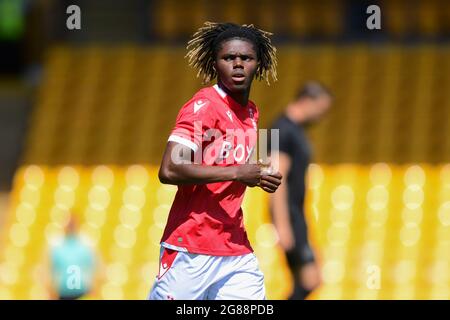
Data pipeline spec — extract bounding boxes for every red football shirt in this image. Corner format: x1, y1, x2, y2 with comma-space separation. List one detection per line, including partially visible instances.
160, 84, 260, 256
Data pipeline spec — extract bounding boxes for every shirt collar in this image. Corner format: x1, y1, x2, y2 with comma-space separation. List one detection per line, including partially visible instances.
213, 84, 251, 113
213, 84, 227, 99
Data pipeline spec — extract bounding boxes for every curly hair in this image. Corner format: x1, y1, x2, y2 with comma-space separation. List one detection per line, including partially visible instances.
186, 22, 277, 85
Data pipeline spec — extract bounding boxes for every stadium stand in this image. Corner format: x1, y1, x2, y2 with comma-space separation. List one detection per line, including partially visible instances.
0, 44, 449, 299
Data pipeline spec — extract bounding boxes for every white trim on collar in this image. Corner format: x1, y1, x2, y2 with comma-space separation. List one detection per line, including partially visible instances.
213, 84, 227, 99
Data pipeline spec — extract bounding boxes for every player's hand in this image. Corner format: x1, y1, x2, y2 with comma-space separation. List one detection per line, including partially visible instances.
235, 164, 262, 187
299, 262, 322, 291
258, 171, 282, 193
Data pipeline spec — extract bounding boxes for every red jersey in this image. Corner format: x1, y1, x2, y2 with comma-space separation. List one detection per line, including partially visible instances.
160, 84, 260, 256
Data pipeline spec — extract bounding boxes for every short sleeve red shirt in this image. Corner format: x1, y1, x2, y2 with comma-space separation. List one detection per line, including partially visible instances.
161, 85, 260, 256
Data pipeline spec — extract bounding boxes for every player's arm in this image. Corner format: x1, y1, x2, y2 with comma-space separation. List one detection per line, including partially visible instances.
269, 151, 295, 251
158, 141, 264, 187
161, 100, 281, 190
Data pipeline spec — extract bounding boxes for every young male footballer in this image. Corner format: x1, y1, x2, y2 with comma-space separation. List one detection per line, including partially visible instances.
149, 22, 281, 300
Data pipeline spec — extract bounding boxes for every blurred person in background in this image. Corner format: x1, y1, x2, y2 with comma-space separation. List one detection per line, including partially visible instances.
269, 81, 332, 300
48, 215, 98, 300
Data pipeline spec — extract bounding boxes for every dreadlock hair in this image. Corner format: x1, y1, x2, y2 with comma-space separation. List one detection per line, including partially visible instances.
186, 22, 277, 85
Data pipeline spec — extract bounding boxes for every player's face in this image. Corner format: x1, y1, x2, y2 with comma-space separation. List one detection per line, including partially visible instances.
214, 39, 258, 94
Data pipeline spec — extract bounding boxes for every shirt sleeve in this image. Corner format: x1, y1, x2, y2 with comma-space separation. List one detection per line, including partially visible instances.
168, 97, 216, 152
278, 126, 293, 155
253, 104, 260, 126
269, 120, 293, 156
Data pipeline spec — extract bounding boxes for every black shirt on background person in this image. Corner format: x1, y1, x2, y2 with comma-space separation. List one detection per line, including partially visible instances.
268, 82, 332, 300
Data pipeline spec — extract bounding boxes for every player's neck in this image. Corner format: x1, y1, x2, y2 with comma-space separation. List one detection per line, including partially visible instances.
217, 82, 249, 107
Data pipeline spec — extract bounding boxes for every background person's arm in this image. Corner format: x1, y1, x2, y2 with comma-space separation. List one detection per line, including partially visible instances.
269, 151, 295, 251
